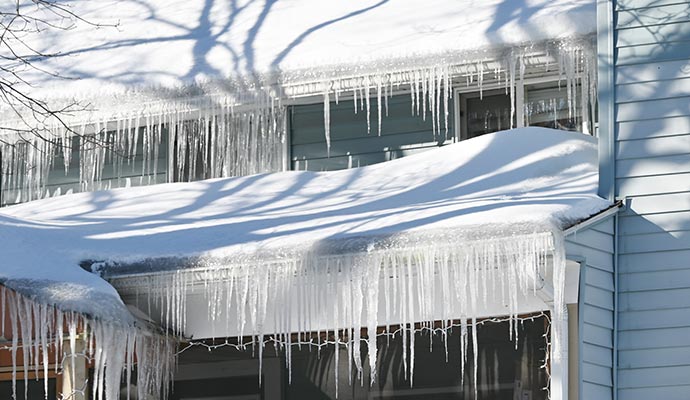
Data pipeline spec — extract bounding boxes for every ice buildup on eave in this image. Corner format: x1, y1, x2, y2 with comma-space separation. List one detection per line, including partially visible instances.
1, 0, 597, 204
0, 217, 176, 400
0, 128, 613, 394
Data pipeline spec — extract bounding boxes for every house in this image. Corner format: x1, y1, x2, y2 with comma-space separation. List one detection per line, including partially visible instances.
0, 0, 686, 399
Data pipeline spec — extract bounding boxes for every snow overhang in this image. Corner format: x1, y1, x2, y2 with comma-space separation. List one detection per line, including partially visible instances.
18, 0, 595, 95
2, 0, 596, 120
0, 127, 611, 396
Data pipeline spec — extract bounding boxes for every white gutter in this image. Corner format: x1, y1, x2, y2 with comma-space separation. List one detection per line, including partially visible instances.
563, 201, 623, 237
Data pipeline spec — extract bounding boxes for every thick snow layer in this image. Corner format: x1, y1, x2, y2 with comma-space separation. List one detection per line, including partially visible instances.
0, 127, 610, 392
0, 127, 608, 315
16, 0, 595, 99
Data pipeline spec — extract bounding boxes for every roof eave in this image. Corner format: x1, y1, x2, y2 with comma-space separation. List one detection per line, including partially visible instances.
562, 200, 623, 237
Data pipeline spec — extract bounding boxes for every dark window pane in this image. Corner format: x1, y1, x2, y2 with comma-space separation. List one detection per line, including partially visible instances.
287, 317, 548, 400
0, 378, 57, 400
465, 94, 513, 139
171, 376, 261, 400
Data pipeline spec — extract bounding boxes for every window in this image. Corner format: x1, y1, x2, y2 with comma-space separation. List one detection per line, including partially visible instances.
0, 128, 170, 207
173, 351, 283, 400
0, 375, 57, 399
288, 317, 549, 400
458, 81, 590, 140
290, 94, 455, 172
289, 79, 592, 174
459, 90, 513, 140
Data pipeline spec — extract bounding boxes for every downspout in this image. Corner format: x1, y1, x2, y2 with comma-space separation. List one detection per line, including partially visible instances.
596, 0, 618, 394
597, 0, 616, 203
613, 210, 619, 400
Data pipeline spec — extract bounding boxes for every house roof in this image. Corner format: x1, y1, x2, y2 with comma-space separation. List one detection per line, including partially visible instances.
17, 0, 595, 100
0, 127, 611, 322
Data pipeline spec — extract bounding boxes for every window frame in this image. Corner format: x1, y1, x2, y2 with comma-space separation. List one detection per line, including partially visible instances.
453, 74, 585, 141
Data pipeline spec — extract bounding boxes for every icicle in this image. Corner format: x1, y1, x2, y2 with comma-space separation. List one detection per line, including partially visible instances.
323, 89, 331, 154
376, 76, 383, 136
0, 90, 287, 204
472, 317, 479, 400
365, 77, 371, 134
352, 85, 358, 115
508, 53, 517, 129
384, 81, 389, 118
478, 60, 485, 100
435, 67, 442, 137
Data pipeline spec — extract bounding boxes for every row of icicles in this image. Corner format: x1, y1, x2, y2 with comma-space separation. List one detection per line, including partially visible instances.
0, 41, 596, 206
116, 230, 565, 399
0, 232, 565, 399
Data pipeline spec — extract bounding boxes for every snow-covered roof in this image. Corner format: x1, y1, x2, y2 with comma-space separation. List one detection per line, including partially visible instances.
0, 127, 610, 322
21, 0, 595, 99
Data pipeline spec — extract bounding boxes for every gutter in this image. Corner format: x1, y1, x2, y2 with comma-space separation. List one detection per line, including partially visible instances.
563, 201, 623, 237
613, 210, 620, 400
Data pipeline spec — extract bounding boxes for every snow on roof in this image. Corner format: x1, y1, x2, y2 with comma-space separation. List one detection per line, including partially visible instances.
0, 127, 610, 321
20, 0, 595, 99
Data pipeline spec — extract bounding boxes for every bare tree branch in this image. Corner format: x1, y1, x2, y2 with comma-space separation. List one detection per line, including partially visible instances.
0, 0, 118, 152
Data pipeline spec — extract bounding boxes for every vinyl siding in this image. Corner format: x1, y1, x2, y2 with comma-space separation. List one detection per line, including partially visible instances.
613, 1, 690, 398
566, 219, 616, 400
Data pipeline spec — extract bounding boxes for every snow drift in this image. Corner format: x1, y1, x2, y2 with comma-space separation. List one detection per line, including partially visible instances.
1, 128, 609, 272
0, 127, 611, 396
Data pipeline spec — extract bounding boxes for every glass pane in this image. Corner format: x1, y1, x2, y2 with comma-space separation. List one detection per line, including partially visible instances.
170, 376, 261, 400
463, 84, 588, 140
524, 86, 583, 132
0, 378, 56, 400
465, 94, 512, 139
171, 316, 549, 400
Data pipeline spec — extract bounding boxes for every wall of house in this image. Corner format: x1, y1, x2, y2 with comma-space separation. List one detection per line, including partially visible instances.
608, 0, 690, 398
566, 218, 616, 400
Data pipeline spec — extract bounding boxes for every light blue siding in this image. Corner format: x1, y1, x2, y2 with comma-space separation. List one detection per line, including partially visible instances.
609, 0, 690, 398
616, 4, 690, 28
567, 218, 616, 400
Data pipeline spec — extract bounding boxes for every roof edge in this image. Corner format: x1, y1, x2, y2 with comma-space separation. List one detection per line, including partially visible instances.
563, 200, 622, 236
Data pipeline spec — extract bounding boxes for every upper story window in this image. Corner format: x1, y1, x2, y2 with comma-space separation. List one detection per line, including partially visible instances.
290, 79, 591, 172
458, 81, 590, 140
290, 94, 455, 172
